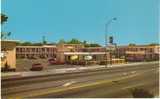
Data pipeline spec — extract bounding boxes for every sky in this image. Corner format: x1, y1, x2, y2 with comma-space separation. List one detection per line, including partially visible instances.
1, 0, 159, 45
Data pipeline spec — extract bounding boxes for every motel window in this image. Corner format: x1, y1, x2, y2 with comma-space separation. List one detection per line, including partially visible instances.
83, 49, 87, 52
144, 48, 147, 51
16, 48, 19, 51
26, 48, 29, 52
23, 48, 26, 52
149, 48, 153, 52
32, 48, 35, 52
53, 48, 56, 52
140, 48, 143, 51
19, 48, 22, 52
36, 48, 38, 52
143, 48, 146, 51
135, 48, 138, 51
42, 48, 45, 51
47, 48, 49, 52
52, 49, 54, 52
38, 48, 41, 52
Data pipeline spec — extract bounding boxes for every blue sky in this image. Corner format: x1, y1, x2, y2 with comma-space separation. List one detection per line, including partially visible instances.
1, 0, 159, 45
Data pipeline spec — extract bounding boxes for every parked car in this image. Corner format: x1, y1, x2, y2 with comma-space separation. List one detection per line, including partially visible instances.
48, 58, 64, 65
48, 58, 56, 64
30, 63, 43, 71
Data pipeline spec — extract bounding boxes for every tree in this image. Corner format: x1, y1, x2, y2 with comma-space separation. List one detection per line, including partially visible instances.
148, 43, 159, 46
21, 42, 32, 46
1, 13, 11, 40
83, 40, 87, 44
129, 43, 136, 46
1, 13, 8, 24
1, 32, 11, 40
67, 38, 82, 44
42, 36, 47, 44
47, 42, 56, 45
33, 43, 43, 46
16, 42, 21, 46
58, 39, 66, 44
57, 38, 102, 47
84, 43, 101, 47
17, 42, 43, 46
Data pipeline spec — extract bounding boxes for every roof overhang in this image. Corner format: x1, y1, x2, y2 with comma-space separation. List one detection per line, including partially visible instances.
64, 52, 107, 55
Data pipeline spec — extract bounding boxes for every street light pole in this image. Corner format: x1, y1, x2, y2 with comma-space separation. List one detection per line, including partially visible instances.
105, 17, 117, 67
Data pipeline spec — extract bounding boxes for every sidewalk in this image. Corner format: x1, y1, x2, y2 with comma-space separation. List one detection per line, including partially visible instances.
1, 61, 158, 79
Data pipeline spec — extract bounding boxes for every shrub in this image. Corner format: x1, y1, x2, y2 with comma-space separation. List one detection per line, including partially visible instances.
130, 88, 154, 98
99, 61, 108, 65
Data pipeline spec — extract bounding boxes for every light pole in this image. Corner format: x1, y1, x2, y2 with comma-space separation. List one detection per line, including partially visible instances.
105, 17, 117, 67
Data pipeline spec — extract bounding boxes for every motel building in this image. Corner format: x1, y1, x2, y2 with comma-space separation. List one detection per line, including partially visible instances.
16, 43, 126, 65
56, 44, 125, 65
56, 44, 109, 64
16, 45, 57, 59
56, 43, 85, 63
16, 43, 112, 65
1, 40, 18, 72
116, 45, 160, 62
15, 43, 159, 67
64, 52, 110, 65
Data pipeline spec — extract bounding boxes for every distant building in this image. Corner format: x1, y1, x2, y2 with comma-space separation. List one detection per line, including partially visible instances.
116, 45, 160, 62
1, 40, 18, 71
16, 45, 57, 59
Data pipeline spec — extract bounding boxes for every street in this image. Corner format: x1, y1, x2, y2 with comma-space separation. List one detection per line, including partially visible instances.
2, 62, 159, 98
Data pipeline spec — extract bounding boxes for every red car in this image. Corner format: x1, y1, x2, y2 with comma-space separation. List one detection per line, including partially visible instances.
30, 63, 43, 71
48, 58, 64, 65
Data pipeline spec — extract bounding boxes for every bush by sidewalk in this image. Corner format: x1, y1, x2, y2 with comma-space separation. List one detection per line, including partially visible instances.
130, 88, 154, 98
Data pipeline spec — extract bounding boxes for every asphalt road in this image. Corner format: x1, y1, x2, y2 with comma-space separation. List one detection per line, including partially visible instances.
2, 62, 159, 98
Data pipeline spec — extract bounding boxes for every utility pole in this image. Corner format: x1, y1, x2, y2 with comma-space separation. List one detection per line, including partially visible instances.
105, 17, 117, 67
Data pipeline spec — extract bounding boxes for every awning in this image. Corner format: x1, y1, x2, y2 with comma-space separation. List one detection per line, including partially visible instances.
64, 52, 107, 55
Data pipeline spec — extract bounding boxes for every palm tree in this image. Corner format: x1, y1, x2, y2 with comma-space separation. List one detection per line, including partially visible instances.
1, 13, 11, 40
1, 13, 8, 24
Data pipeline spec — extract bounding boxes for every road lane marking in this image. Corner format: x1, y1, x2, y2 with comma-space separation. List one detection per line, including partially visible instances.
63, 81, 76, 87
131, 71, 136, 74
122, 72, 127, 75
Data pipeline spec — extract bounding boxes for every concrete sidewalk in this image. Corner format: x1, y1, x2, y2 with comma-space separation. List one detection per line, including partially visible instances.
1, 61, 158, 79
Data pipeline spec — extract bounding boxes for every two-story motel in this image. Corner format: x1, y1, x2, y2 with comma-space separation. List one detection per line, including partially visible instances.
16, 44, 160, 63
16, 44, 110, 64
16, 45, 57, 59
116, 45, 160, 62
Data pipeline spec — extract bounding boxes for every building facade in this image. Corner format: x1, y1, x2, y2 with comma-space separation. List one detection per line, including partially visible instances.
116, 45, 159, 62
56, 44, 111, 64
16, 44, 160, 63
56, 44, 85, 63
16, 45, 57, 59
1, 40, 17, 71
